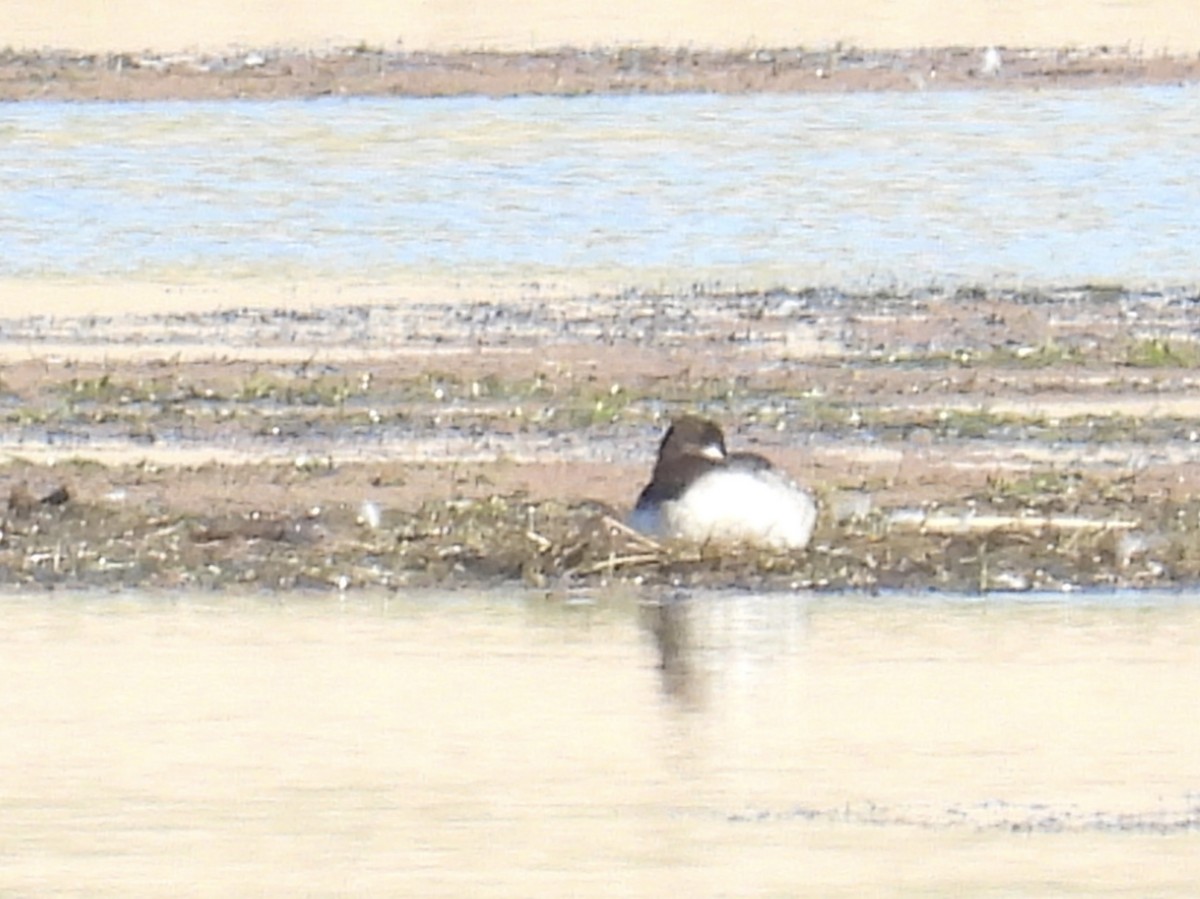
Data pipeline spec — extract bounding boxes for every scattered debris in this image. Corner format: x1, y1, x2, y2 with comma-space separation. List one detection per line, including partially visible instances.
1, 45, 1197, 102
0, 483, 1192, 592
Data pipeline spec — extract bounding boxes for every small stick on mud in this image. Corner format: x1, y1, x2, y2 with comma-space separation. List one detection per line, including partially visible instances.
569, 552, 664, 577
600, 514, 665, 551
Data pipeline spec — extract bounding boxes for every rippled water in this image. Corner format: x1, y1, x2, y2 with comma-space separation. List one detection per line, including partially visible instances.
2, 588, 1199, 896
2, 86, 1199, 295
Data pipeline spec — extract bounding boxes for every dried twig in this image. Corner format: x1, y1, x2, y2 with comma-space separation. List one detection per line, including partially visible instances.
600, 514, 664, 551
569, 552, 664, 576
891, 512, 1139, 536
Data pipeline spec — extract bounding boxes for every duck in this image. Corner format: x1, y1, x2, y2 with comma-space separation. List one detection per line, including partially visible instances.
629, 415, 817, 550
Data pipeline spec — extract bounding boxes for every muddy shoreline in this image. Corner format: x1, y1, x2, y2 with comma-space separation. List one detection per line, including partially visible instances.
3, 45, 1199, 101
4, 285, 1200, 593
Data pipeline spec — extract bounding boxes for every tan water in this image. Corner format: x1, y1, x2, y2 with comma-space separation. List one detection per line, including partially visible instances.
2, 589, 1198, 896
9, 0, 1200, 54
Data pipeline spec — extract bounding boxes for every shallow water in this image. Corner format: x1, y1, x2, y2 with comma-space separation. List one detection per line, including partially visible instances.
2, 86, 1199, 303
2, 588, 1198, 896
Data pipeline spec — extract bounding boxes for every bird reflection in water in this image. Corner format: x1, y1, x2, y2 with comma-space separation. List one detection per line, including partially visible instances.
640, 593, 703, 707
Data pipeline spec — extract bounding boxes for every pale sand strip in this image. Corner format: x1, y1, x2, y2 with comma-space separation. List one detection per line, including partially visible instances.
887, 396, 1200, 420
5, 0, 1200, 54
0, 278, 599, 319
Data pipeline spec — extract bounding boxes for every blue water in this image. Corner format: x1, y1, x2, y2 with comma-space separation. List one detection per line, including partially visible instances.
1, 86, 1198, 291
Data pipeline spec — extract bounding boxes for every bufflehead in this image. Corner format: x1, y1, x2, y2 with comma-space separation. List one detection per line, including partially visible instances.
629, 416, 817, 549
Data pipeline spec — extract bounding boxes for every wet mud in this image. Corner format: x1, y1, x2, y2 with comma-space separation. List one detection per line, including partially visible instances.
3, 44, 1200, 102
723, 798, 1200, 834
4, 285, 1200, 593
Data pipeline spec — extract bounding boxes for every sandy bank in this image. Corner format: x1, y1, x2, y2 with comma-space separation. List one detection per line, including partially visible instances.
5, 0, 1200, 100
3, 44, 1198, 101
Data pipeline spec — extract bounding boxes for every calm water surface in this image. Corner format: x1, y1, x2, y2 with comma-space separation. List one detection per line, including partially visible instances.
2, 588, 1198, 896
2, 86, 1199, 297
